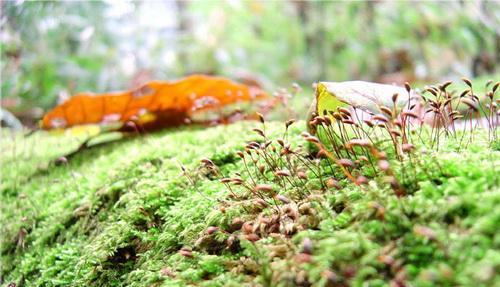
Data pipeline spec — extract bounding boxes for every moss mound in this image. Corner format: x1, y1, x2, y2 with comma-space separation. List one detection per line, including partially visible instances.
1, 121, 499, 286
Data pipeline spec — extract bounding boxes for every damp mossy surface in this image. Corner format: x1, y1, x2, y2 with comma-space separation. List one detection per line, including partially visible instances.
1, 121, 499, 286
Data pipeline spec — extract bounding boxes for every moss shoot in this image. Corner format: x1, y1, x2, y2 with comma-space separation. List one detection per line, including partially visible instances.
1, 120, 499, 286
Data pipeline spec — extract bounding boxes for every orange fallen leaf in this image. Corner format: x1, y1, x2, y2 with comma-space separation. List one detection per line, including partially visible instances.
41, 74, 269, 130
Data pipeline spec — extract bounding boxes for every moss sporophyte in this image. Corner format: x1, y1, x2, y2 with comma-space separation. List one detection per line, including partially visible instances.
1, 80, 498, 286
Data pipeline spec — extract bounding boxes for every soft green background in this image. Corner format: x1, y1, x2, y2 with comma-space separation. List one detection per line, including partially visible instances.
2, 1, 499, 116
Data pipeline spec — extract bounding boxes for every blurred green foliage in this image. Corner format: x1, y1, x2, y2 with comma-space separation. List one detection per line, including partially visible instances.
1, 1, 498, 114
2, 1, 114, 109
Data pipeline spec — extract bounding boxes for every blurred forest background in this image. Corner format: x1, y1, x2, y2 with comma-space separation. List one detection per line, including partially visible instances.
1, 0, 499, 127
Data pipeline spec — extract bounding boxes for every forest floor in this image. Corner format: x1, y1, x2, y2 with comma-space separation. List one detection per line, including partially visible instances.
1, 120, 499, 286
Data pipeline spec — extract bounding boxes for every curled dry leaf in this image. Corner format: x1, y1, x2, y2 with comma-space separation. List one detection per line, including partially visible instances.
308, 80, 422, 134
314, 81, 419, 118
41, 74, 269, 130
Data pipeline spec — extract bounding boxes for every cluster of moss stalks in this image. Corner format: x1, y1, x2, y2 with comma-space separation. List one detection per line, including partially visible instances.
1, 81, 499, 287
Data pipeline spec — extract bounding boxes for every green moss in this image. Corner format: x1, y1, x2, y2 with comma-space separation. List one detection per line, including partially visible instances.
1, 121, 499, 286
